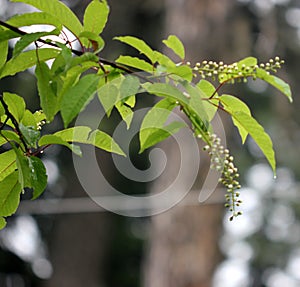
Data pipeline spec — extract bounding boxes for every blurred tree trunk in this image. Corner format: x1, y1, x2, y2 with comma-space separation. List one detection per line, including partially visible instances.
143, 1, 255, 287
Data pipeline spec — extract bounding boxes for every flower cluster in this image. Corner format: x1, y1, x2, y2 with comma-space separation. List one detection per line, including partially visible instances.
189, 57, 284, 83
203, 133, 242, 220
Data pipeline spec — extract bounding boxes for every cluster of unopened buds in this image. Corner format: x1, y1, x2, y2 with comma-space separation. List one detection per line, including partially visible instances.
36, 110, 47, 131
186, 57, 284, 83
203, 133, 242, 220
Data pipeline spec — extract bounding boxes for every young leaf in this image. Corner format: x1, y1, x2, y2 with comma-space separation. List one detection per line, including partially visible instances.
38, 134, 82, 156
78, 31, 105, 52
0, 130, 22, 145
184, 84, 209, 126
120, 75, 140, 100
98, 83, 119, 117
0, 30, 20, 42
21, 110, 38, 128
162, 35, 185, 60
168, 65, 193, 81
53, 126, 125, 156
36, 62, 58, 121
54, 126, 91, 142
256, 68, 292, 103
115, 102, 133, 129
3, 92, 26, 122
114, 36, 156, 63
237, 56, 257, 68
0, 217, 6, 230
0, 28, 8, 69
0, 171, 22, 217
0, 48, 60, 79
29, 156, 47, 199
58, 62, 98, 101
88, 129, 126, 156
140, 123, 185, 153
13, 29, 60, 58
220, 94, 251, 143
139, 98, 186, 153
11, 0, 83, 36
153, 51, 176, 68
0, 150, 17, 181
144, 83, 188, 104
15, 147, 31, 189
232, 111, 276, 174
19, 124, 40, 148
61, 74, 100, 127
83, 0, 109, 35
115, 55, 154, 73
7, 12, 63, 30
197, 79, 218, 121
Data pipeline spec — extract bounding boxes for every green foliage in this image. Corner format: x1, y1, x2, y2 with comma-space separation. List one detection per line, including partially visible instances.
0, 0, 293, 228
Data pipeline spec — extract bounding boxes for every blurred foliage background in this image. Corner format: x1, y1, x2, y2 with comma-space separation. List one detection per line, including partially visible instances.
0, 0, 299, 286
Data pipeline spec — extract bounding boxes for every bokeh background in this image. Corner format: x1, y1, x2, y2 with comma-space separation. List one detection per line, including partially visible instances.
0, 0, 300, 286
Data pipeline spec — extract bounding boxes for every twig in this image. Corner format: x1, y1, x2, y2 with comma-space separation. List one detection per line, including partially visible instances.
0, 94, 28, 152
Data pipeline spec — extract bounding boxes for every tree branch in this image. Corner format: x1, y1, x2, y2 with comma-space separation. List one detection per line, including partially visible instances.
0, 19, 139, 75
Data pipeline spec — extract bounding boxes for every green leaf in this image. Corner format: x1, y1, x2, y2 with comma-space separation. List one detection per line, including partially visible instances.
197, 80, 218, 121
19, 124, 40, 148
256, 68, 292, 103
53, 126, 125, 156
88, 130, 125, 156
0, 100, 4, 117
29, 156, 47, 199
78, 31, 105, 52
35, 62, 58, 121
115, 55, 153, 73
168, 65, 193, 81
144, 83, 188, 104
61, 74, 100, 127
97, 83, 119, 117
3, 92, 26, 122
162, 35, 185, 60
58, 62, 98, 101
68, 52, 99, 69
115, 102, 133, 129
0, 217, 6, 230
0, 28, 8, 69
232, 111, 276, 174
15, 147, 31, 189
38, 134, 82, 156
237, 56, 257, 68
220, 94, 251, 143
0, 171, 22, 217
124, 95, 136, 108
0, 48, 60, 79
0, 130, 22, 145
11, 0, 83, 36
51, 44, 72, 75
153, 51, 176, 68
53, 126, 91, 142
83, 0, 109, 35
140, 123, 185, 153
0, 30, 20, 42
0, 150, 17, 181
114, 36, 156, 63
13, 29, 60, 58
184, 83, 209, 126
21, 110, 38, 128
7, 12, 63, 30
139, 98, 186, 153
120, 75, 140, 100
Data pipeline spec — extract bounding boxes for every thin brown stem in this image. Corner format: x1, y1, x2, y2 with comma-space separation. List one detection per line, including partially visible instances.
0, 94, 28, 152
